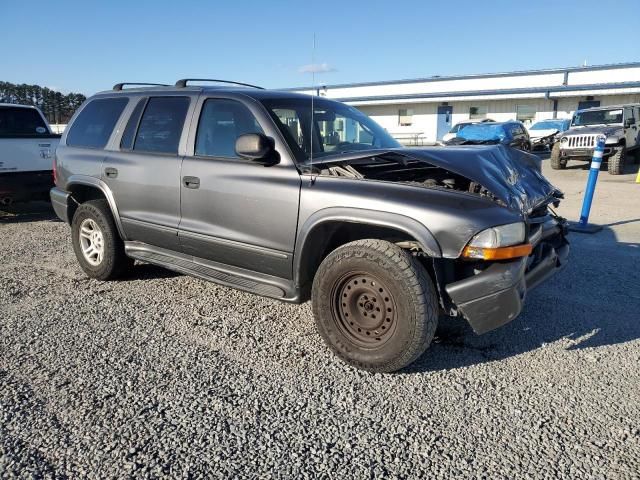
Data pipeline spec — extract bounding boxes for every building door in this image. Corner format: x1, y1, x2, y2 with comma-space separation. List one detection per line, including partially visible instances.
437, 106, 453, 141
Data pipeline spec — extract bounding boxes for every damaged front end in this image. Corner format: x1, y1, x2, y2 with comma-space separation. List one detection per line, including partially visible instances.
444, 203, 569, 334
316, 145, 569, 334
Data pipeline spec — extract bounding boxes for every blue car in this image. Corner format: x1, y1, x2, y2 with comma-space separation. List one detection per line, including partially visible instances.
444, 121, 532, 151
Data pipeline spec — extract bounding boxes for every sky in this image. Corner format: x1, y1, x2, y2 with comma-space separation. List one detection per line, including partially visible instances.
2, 0, 638, 96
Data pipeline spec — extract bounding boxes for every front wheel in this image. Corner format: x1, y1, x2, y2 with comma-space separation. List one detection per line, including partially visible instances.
311, 239, 438, 373
550, 143, 566, 170
71, 199, 133, 280
608, 147, 626, 175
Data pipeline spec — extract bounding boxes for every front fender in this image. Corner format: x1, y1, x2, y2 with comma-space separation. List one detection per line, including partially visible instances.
293, 207, 442, 289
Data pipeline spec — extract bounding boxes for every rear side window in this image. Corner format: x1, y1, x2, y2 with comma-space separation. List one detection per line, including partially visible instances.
120, 98, 147, 150
0, 107, 48, 136
66, 98, 128, 148
134, 97, 190, 154
195, 99, 264, 158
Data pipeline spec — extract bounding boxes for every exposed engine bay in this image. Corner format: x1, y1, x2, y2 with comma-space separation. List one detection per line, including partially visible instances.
320, 155, 501, 204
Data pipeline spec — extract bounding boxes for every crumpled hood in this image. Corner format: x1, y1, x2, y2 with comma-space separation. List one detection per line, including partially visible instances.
317, 145, 562, 215
562, 125, 623, 137
528, 128, 558, 140
400, 145, 561, 215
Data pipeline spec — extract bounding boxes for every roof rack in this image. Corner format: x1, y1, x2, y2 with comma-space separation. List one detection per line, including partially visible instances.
112, 82, 169, 91
174, 78, 264, 89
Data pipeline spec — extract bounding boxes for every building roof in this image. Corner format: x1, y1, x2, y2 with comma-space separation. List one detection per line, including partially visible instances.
284, 62, 640, 91
286, 62, 640, 105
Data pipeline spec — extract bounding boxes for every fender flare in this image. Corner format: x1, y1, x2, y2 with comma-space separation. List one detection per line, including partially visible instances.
293, 207, 442, 287
66, 175, 127, 240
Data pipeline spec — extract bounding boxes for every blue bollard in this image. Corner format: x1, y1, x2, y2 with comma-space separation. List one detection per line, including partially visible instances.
568, 135, 605, 233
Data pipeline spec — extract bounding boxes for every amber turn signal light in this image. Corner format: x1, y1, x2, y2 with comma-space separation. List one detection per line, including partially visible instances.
462, 243, 533, 261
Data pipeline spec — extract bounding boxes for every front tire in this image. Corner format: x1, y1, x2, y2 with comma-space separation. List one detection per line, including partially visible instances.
608, 147, 625, 175
311, 239, 438, 373
71, 199, 133, 280
550, 143, 566, 169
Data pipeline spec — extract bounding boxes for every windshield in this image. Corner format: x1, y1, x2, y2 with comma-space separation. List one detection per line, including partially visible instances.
260, 97, 400, 164
450, 122, 472, 133
457, 123, 507, 142
572, 109, 623, 127
530, 120, 566, 131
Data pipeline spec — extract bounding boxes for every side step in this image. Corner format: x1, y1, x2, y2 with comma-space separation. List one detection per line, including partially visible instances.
125, 242, 297, 301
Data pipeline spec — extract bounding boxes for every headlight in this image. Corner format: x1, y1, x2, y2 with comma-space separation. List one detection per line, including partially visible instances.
605, 136, 619, 145
462, 223, 532, 260
560, 137, 568, 144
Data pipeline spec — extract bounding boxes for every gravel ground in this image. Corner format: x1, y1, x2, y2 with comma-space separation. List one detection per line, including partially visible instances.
1, 159, 639, 478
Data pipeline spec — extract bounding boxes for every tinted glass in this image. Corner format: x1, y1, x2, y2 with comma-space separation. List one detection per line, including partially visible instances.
66, 98, 128, 148
120, 98, 147, 150
195, 99, 263, 158
0, 107, 48, 136
134, 97, 190, 154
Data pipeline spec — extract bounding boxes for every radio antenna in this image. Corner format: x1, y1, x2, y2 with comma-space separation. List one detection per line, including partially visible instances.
309, 33, 316, 183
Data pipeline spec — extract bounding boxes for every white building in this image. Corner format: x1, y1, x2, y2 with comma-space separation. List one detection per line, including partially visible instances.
288, 62, 640, 144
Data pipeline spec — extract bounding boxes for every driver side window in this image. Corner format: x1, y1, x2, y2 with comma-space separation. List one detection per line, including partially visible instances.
195, 99, 264, 158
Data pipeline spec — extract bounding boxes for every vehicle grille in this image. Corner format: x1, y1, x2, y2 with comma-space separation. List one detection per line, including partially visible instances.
565, 134, 597, 149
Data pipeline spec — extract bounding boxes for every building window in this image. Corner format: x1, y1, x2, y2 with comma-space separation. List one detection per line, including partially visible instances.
516, 105, 536, 125
578, 100, 600, 110
469, 106, 487, 119
398, 108, 413, 126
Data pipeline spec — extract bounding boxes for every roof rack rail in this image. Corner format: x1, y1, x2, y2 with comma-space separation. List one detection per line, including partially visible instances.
112, 82, 169, 91
175, 78, 264, 89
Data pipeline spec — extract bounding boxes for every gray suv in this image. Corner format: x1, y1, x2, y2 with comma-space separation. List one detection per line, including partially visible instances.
51, 79, 569, 372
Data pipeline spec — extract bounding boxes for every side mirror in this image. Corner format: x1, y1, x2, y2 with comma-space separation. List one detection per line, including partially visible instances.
624, 118, 635, 128
235, 133, 278, 164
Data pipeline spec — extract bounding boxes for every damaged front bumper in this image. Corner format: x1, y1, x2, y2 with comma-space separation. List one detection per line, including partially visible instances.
444, 215, 569, 335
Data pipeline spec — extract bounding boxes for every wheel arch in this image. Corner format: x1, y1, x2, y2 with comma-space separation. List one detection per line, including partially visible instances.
66, 175, 126, 239
293, 208, 442, 302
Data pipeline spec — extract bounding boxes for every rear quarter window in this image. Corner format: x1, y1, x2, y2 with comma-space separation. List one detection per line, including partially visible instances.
66, 97, 129, 149
0, 107, 48, 136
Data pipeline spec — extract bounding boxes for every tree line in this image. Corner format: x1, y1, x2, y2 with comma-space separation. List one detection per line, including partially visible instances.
0, 81, 86, 124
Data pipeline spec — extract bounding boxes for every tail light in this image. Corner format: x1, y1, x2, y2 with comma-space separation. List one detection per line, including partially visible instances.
52, 154, 57, 185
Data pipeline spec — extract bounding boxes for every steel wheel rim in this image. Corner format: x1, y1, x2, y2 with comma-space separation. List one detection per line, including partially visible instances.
331, 271, 398, 348
79, 218, 104, 266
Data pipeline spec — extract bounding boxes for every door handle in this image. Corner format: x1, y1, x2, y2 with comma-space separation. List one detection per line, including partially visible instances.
183, 176, 200, 189
104, 167, 118, 178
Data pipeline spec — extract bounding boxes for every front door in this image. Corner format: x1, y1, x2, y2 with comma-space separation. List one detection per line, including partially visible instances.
437, 106, 453, 141
624, 106, 637, 147
178, 97, 301, 279
103, 95, 192, 251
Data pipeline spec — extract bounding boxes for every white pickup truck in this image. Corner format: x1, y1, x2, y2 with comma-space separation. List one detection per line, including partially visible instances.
0, 103, 60, 205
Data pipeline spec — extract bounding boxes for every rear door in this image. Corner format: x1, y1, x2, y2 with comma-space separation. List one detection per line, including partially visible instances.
103, 95, 193, 250
178, 95, 301, 279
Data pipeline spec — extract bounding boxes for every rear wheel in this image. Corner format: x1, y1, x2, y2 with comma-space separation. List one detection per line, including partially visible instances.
71, 199, 133, 280
311, 239, 438, 373
550, 143, 566, 169
608, 147, 625, 175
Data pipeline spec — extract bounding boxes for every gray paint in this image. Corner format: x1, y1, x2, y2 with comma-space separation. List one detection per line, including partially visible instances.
52, 85, 569, 333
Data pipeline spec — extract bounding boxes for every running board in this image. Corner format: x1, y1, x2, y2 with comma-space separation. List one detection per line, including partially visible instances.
124, 241, 299, 302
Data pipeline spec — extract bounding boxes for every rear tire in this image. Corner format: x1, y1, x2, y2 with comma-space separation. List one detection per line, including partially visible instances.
71, 199, 133, 280
311, 239, 438, 373
608, 147, 625, 175
550, 143, 566, 169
